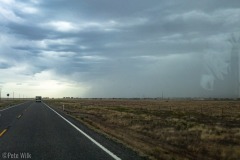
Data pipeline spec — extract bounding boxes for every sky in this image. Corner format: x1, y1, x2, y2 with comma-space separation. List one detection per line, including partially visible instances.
0, 0, 240, 98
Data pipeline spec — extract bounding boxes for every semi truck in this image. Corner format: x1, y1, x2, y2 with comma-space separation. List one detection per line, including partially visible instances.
35, 96, 42, 102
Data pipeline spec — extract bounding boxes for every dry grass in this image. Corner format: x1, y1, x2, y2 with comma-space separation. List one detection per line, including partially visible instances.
45, 99, 240, 160
0, 100, 25, 110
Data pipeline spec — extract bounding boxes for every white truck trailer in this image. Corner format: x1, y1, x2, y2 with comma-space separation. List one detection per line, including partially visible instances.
35, 96, 42, 102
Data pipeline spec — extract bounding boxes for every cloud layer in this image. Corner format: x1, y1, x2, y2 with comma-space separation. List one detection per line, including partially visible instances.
0, 0, 240, 98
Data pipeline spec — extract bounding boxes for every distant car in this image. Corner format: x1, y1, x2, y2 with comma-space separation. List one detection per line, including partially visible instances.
35, 96, 42, 102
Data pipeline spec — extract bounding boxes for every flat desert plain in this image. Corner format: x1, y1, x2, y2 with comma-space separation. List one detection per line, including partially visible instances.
45, 99, 240, 160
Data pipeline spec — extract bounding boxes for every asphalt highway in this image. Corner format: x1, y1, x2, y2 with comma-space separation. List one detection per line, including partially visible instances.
0, 101, 143, 160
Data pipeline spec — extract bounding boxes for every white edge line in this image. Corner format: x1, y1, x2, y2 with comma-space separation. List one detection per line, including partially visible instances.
0, 101, 29, 112
43, 102, 121, 160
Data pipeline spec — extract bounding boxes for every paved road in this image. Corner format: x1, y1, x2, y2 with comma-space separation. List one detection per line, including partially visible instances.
0, 101, 143, 160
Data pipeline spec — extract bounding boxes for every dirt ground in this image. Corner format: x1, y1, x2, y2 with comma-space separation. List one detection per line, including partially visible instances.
45, 99, 240, 160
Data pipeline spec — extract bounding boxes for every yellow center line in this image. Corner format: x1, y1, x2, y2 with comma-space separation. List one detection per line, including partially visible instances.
0, 129, 7, 137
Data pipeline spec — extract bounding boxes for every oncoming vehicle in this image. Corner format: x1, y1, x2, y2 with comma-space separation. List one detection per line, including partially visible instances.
35, 96, 42, 102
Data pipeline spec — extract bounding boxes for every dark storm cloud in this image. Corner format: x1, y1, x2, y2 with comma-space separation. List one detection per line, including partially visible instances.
39, 0, 165, 19
0, 0, 239, 97
7, 23, 50, 40
0, 62, 12, 69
